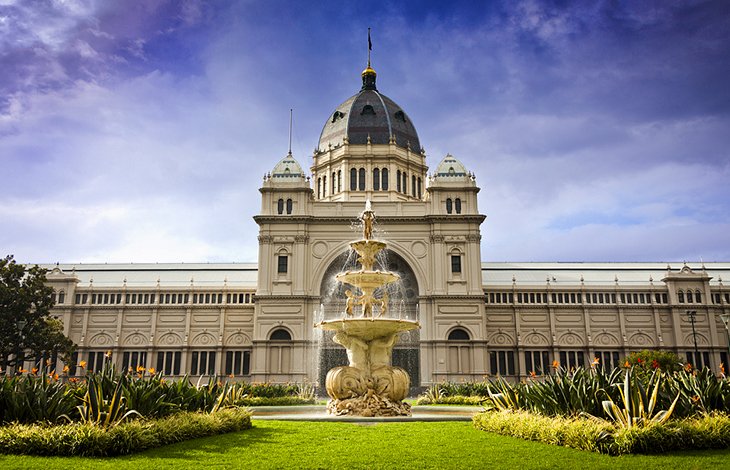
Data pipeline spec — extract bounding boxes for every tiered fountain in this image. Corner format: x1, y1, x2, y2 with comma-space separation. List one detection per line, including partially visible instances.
316, 201, 420, 416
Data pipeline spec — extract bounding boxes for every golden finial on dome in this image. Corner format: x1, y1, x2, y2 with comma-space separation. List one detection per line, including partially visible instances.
361, 28, 377, 90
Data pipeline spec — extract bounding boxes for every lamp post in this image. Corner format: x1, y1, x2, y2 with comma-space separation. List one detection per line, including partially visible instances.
719, 313, 730, 360
15, 319, 26, 374
686, 310, 699, 366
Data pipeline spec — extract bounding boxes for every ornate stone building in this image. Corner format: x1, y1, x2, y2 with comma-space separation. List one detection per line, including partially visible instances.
39, 64, 730, 385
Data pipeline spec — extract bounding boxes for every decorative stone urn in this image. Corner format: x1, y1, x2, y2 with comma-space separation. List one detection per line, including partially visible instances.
316, 201, 420, 416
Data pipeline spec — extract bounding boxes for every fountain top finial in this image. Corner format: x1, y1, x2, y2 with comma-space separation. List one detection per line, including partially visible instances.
361, 199, 375, 240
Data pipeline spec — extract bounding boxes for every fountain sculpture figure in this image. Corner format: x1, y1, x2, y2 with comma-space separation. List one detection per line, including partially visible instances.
316, 201, 420, 416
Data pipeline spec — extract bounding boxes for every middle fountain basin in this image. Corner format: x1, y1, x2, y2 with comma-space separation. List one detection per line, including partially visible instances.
316, 318, 420, 341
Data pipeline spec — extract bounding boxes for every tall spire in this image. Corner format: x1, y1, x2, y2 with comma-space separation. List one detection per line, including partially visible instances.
361, 27, 377, 91
288, 108, 293, 154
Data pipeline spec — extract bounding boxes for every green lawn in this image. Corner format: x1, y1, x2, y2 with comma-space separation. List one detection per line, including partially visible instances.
1, 420, 729, 469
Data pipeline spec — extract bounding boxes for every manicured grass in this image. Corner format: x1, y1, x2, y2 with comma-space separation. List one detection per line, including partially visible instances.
1, 420, 729, 469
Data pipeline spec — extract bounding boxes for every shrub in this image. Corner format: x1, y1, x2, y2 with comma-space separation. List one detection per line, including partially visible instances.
624, 350, 683, 373
416, 395, 486, 406
0, 408, 252, 457
473, 409, 730, 455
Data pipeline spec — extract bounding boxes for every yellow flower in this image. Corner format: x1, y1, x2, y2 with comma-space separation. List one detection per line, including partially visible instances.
62, 365, 69, 373
105, 350, 112, 358
148, 367, 156, 375
79, 360, 87, 369
137, 365, 146, 373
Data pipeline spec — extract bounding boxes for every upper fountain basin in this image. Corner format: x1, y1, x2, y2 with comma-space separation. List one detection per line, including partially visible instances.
335, 271, 400, 290
316, 318, 420, 341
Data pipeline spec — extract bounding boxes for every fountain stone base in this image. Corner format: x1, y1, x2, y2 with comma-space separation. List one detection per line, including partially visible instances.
318, 318, 419, 417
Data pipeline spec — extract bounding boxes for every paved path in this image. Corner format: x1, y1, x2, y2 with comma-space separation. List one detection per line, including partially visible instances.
249, 405, 482, 422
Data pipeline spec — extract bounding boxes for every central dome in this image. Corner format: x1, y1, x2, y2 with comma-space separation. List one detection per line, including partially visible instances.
318, 67, 421, 152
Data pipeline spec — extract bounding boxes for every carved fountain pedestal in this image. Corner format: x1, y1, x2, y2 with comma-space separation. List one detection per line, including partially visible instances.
316, 202, 420, 417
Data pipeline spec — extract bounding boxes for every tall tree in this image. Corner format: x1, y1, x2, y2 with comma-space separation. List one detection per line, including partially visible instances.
0, 255, 75, 371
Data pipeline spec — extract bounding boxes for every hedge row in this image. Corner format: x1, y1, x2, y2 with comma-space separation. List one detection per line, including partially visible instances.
0, 407, 252, 457
473, 410, 730, 455
236, 396, 316, 406
417, 395, 486, 406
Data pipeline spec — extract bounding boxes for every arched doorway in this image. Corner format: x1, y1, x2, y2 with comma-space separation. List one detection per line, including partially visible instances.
316, 249, 420, 388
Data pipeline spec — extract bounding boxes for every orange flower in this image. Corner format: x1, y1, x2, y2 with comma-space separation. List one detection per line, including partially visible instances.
79, 360, 87, 369
69, 377, 79, 383
62, 365, 69, 373
624, 360, 630, 368
685, 363, 693, 372
137, 365, 146, 373
19, 368, 27, 374
720, 363, 725, 376
552, 360, 559, 369
105, 350, 112, 358
31, 367, 38, 375
529, 371, 537, 378
691, 395, 701, 403
52, 373, 59, 381
45, 358, 52, 366
148, 367, 156, 375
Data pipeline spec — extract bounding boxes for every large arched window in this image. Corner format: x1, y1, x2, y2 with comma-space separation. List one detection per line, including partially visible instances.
286, 198, 293, 214
269, 328, 292, 374
358, 168, 366, 191
448, 328, 470, 341
323, 175, 327, 197
382, 168, 388, 190
446, 198, 453, 214
277, 198, 284, 214
332, 172, 336, 194
417, 177, 422, 199
678, 290, 685, 303
270, 329, 292, 341
58, 290, 65, 304
337, 170, 342, 192
402, 172, 407, 194
695, 290, 702, 303
447, 328, 471, 374
373, 168, 380, 190
317, 178, 321, 199
396, 170, 401, 192
350, 168, 357, 190
455, 198, 462, 214
412, 175, 416, 197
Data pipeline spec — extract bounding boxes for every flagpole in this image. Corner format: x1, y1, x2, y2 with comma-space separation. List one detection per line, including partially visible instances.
367, 27, 372, 67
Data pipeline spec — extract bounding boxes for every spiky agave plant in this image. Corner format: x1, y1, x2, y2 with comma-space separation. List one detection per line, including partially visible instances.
599, 367, 680, 428
486, 376, 522, 412
76, 375, 140, 427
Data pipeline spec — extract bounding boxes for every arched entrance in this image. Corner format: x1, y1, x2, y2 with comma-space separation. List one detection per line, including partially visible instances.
316, 249, 421, 389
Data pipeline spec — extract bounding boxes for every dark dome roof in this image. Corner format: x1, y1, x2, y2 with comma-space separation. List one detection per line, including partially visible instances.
318, 68, 421, 152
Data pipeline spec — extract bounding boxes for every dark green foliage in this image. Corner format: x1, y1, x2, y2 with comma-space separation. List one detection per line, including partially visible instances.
667, 367, 730, 417
624, 349, 683, 373
0, 255, 75, 370
0, 408, 252, 456
0, 371, 78, 424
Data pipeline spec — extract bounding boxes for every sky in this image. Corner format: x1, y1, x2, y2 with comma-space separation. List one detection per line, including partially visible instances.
1, 0, 729, 264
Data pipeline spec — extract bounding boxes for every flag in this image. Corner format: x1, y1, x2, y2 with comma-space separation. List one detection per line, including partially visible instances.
368, 28, 372, 51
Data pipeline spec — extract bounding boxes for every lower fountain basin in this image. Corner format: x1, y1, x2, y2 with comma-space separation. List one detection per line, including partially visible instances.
316, 318, 419, 341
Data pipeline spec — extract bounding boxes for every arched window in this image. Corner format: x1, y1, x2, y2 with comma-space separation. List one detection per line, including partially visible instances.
269, 329, 292, 374
396, 170, 401, 192
417, 177, 422, 199
402, 172, 407, 194
695, 290, 702, 303
412, 175, 416, 196
286, 198, 293, 214
337, 170, 342, 192
332, 172, 336, 194
323, 175, 327, 197
455, 198, 462, 214
58, 290, 65, 304
448, 328, 471, 374
382, 168, 388, 190
448, 328, 471, 341
317, 178, 321, 199
678, 290, 685, 303
361, 104, 375, 115
350, 168, 357, 190
446, 198, 453, 214
270, 329, 292, 341
358, 168, 366, 191
277, 198, 284, 214
373, 168, 380, 190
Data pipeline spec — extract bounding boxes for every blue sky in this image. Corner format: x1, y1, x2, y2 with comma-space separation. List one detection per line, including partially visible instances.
1, 0, 729, 263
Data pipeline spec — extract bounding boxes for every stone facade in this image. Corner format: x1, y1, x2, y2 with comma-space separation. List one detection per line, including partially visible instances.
34, 65, 730, 384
